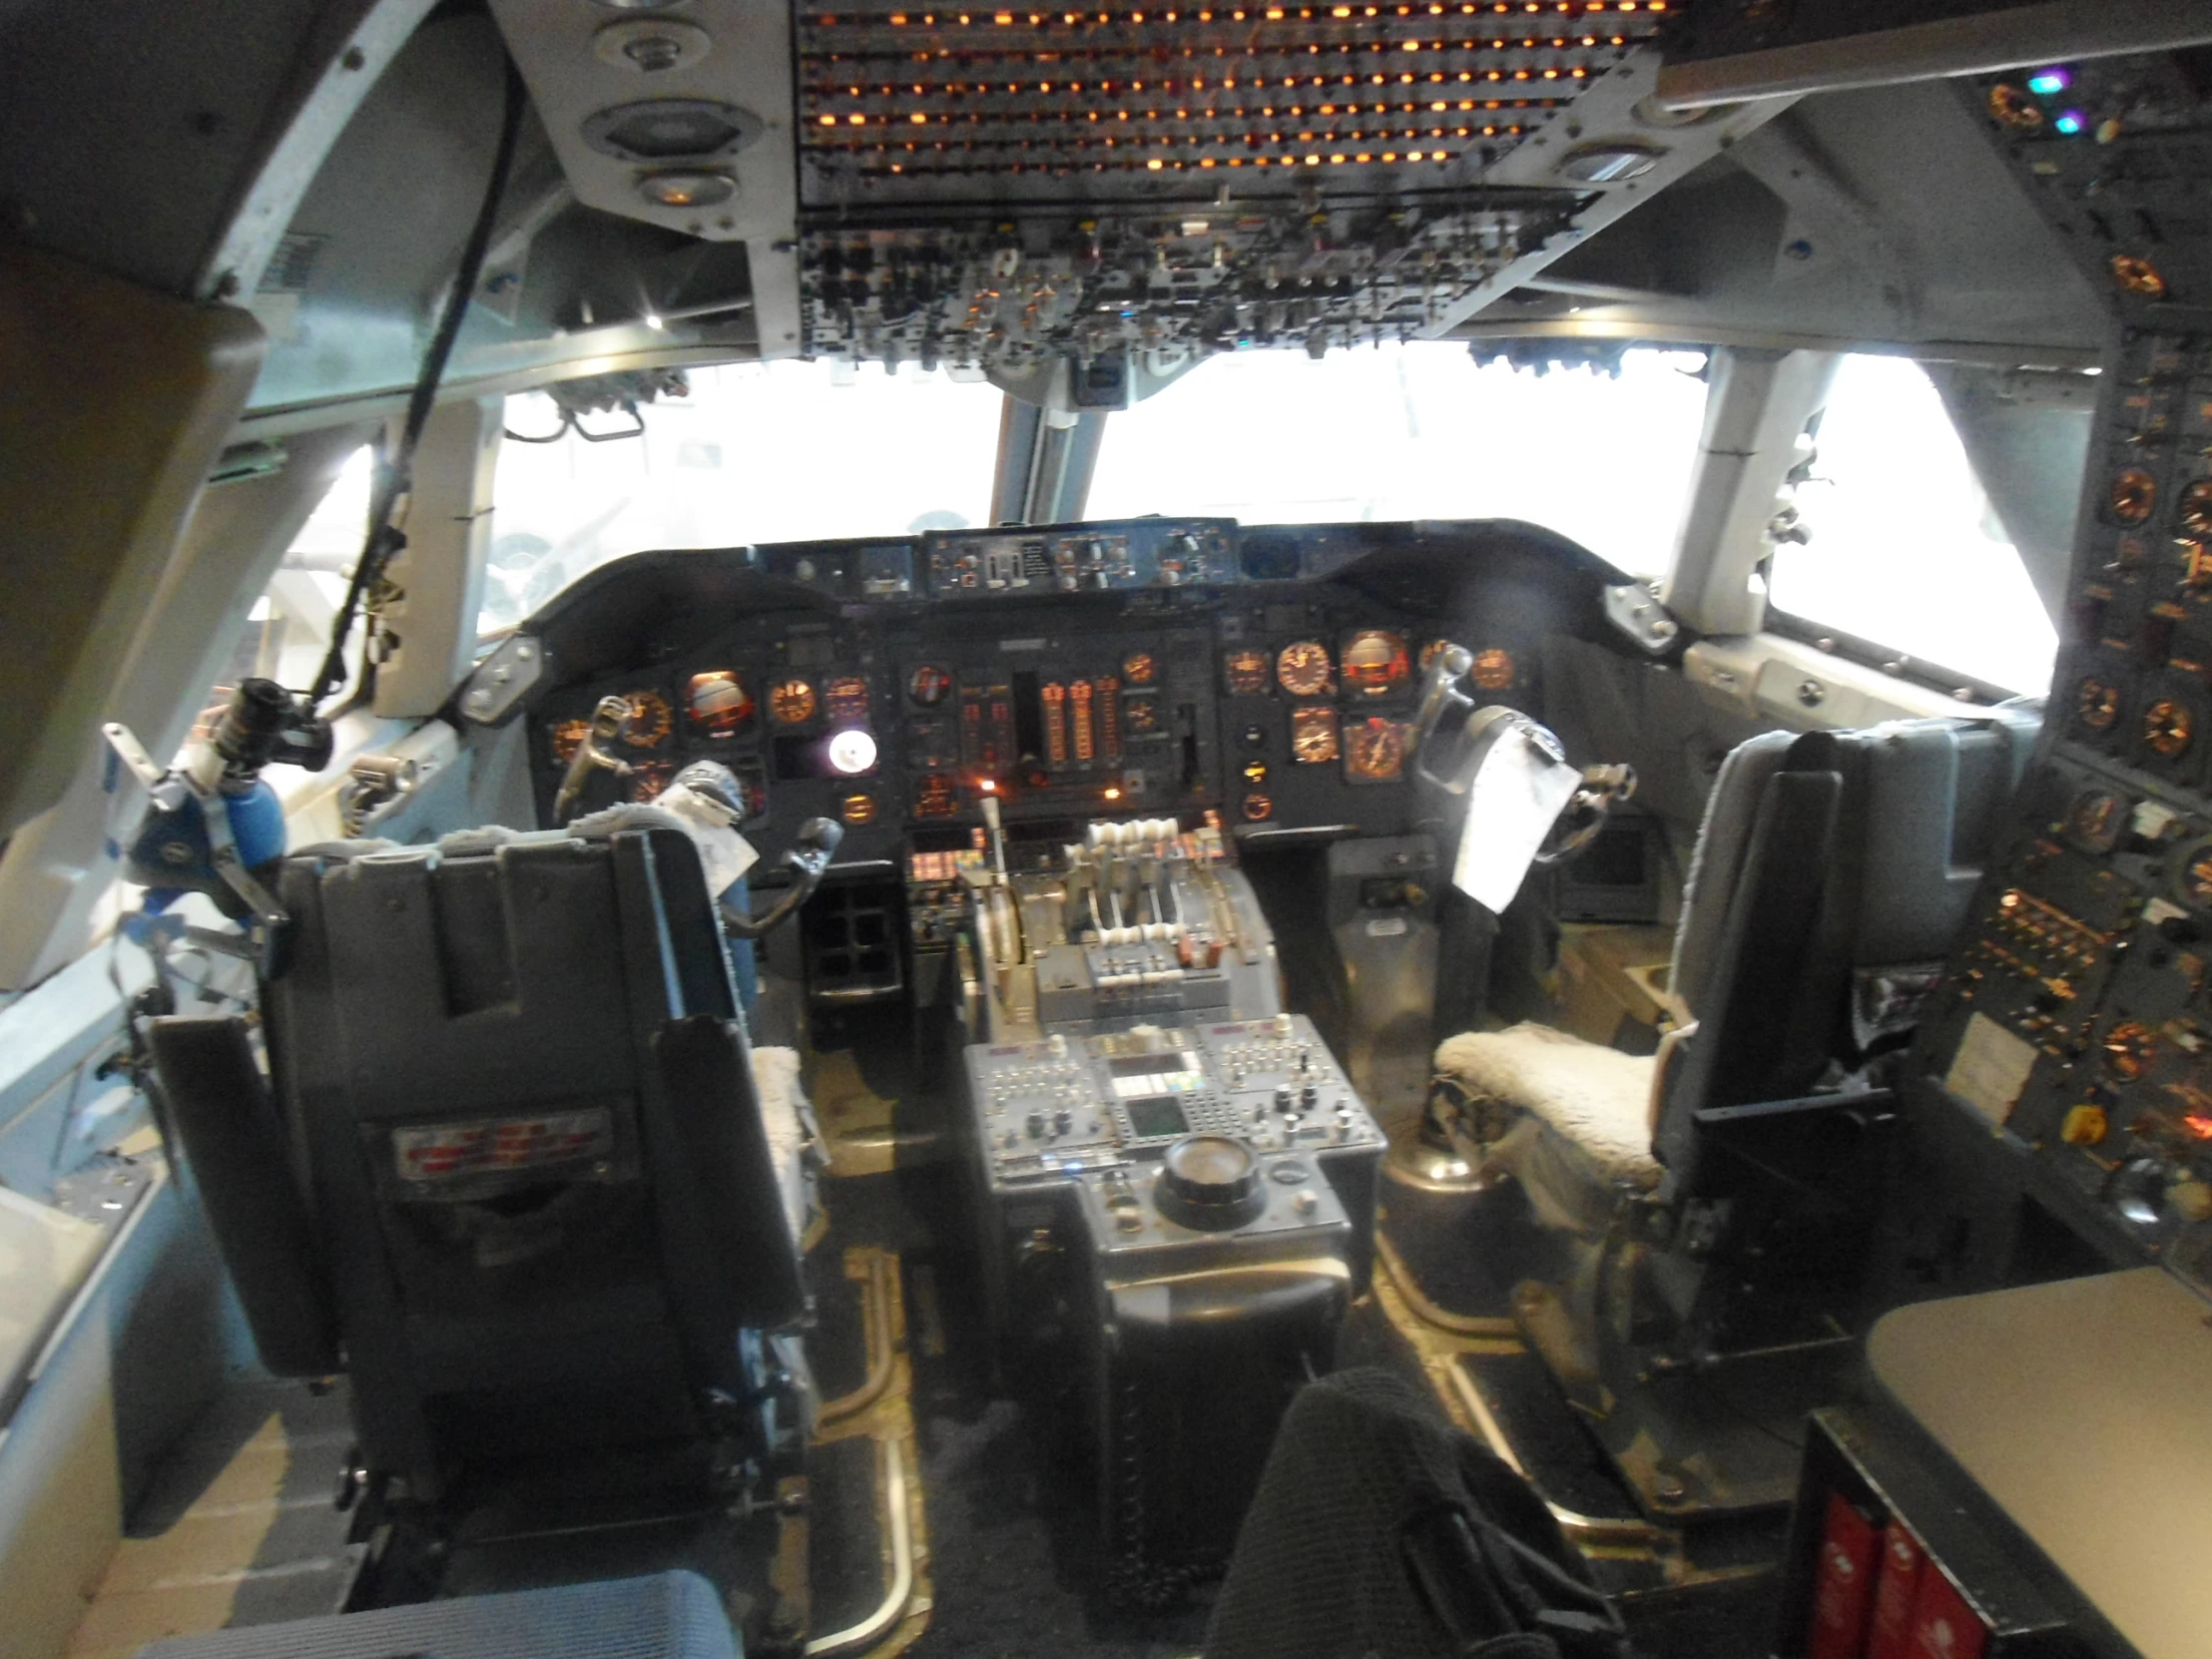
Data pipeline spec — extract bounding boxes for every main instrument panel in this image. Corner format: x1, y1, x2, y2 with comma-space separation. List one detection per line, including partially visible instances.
521, 518, 1541, 863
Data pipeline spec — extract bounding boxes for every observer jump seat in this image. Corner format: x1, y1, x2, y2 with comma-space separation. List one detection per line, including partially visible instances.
151, 812, 814, 1500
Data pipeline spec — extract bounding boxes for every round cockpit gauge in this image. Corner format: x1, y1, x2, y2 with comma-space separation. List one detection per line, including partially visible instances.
769, 677, 817, 725
686, 671, 754, 737
1121, 692, 1161, 735
2103, 1020, 2156, 1080
827, 728, 878, 776
1277, 641, 1333, 698
627, 761, 673, 802
1987, 84, 2043, 130
2177, 839, 2212, 909
550, 719, 592, 765
2110, 468, 2158, 526
907, 664, 953, 708
839, 792, 878, 826
1241, 792, 1273, 823
1225, 649, 1272, 696
1341, 630, 1409, 698
1290, 705, 1341, 765
1153, 1135, 1267, 1231
1346, 718, 1407, 782
1470, 648, 1515, 692
2143, 698, 2194, 759
2067, 789, 2123, 847
2181, 479, 2212, 539
623, 691, 672, 748
825, 675, 870, 725
1122, 652, 1158, 687
2076, 677, 2122, 732
2112, 255, 2167, 299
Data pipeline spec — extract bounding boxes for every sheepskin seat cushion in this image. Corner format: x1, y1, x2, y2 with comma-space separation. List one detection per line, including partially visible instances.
1433, 1023, 1661, 1190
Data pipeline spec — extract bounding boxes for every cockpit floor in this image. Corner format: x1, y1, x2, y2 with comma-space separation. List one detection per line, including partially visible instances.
78, 1159, 1787, 1658
65, 1375, 359, 1658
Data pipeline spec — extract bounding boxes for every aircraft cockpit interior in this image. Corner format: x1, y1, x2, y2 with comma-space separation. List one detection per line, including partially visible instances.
9, 4, 2212, 1658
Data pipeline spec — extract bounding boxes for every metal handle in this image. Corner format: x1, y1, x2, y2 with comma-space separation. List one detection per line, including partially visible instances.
552, 694, 636, 820
1406, 643, 1480, 792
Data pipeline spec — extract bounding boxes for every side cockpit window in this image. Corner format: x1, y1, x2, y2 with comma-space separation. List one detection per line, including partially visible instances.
1763, 354, 2082, 699
185, 443, 376, 755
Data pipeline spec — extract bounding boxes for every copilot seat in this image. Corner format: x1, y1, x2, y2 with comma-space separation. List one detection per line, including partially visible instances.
152, 813, 814, 1504
1435, 714, 2038, 1236
1428, 715, 2038, 1518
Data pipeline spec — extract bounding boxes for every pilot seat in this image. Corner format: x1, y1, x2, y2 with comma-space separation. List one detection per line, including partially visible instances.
148, 804, 818, 1626
1425, 712, 2036, 1518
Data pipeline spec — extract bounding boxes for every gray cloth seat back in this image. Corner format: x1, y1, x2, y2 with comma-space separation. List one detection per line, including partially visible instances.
1669, 712, 2034, 1029
233, 815, 805, 1494
1654, 710, 2037, 1175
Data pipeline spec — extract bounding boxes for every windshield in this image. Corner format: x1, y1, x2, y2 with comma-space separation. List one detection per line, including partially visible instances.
1766, 354, 2061, 697
482, 360, 1003, 633
1086, 344, 1713, 577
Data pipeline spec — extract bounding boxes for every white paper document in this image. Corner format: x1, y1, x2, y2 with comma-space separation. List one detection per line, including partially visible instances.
1451, 731, 1582, 913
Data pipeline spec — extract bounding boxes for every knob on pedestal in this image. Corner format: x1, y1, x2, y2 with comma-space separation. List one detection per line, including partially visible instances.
1153, 1135, 1266, 1231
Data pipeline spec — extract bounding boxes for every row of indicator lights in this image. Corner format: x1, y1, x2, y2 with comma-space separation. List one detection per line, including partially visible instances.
809, 47, 1627, 73
823, 139, 1512, 165
814, 92, 1568, 117
808, 96, 1562, 117
814, 124, 1509, 145
813, 89, 1578, 126
810, 40, 1631, 65
817, 2, 1665, 23
810, 119, 1536, 142
811, 66, 1603, 97
815, 114, 1545, 139
852, 151, 1469, 170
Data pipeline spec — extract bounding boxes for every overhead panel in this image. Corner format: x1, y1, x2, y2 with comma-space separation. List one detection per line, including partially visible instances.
792, 0, 1668, 375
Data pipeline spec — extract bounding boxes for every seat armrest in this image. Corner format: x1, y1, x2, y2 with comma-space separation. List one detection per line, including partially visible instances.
1689, 1089, 1896, 1130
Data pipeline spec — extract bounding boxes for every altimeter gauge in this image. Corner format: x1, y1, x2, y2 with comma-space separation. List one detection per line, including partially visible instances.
1277, 641, 1333, 698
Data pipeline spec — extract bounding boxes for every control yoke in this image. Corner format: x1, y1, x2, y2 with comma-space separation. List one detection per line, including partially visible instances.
723, 817, 844, 939
1406, 640, 1637, 867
